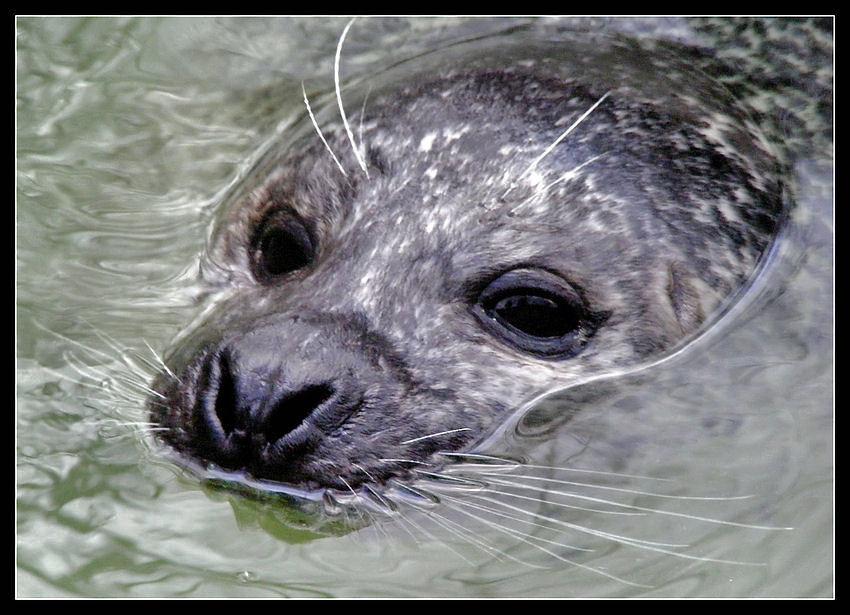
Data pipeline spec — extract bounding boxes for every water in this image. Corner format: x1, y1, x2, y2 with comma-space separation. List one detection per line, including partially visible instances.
16, 17, 833, 597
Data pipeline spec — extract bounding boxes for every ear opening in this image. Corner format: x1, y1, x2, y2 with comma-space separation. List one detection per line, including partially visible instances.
667, 260, 706, 336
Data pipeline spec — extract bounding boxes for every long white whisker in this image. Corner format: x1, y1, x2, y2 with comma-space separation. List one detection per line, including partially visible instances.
352, 463, 398, 515
62, 352, 164, 399
438, 491, 594, 552
411, 501, 547, 568
465, 491, 767, 566
128, 347, 167, 380
87, 326, 154, 377
103, 419, 162, 429
357, 83, 372, 154
413, 469, 487, 487
440, 493, 652, 587
468, 487, 778, 567
401, 427, 471, 445
466, 476, 645, 517
335, 17, 369, 177
399, 507, 481, 566
375, 496, 447, 556
477, 469, 752, 502
143, 340, 178, 381
379, 458, 431, 465
302, 82, 349, 178
503, 91, 610, 198
337, 476, 375, 531
438, 453, 674, 482
507, 153, 610, 217
389, 479, 442, 505
32, 319, 115, 364
481, 475, 792, 530
542, 152, 608, 193
467, 491, 687, 549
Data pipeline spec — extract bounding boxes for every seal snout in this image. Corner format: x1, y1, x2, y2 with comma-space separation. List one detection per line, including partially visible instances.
178, 322, 366, 482
150, 307, 413, 489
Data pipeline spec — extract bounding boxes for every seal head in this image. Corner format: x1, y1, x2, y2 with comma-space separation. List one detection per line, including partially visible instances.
149, 33, 787, 497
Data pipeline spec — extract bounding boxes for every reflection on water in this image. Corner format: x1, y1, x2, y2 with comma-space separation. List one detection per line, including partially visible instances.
17, 17, 832, 597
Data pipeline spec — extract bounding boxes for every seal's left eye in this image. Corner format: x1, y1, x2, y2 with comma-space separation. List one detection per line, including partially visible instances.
250, 212, 315, 283
489, 294, 579, 339
472, 268, 607, 359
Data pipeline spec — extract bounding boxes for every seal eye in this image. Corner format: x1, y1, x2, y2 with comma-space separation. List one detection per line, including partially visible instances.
250, 211, 315, 283
472, 268, 606, 358
489, 294, 579, 338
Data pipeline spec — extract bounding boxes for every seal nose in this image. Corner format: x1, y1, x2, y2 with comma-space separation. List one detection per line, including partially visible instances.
192, 341, 356, 476
151, 311, 401, 486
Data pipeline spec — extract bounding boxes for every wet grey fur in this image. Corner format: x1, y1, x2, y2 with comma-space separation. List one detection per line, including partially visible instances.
150, 27, 792, 494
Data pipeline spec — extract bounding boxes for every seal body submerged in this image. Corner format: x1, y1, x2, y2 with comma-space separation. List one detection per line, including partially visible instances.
149, 30, 787, 498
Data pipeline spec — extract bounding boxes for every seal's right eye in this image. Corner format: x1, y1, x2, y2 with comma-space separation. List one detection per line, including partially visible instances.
249, 211, 315, 284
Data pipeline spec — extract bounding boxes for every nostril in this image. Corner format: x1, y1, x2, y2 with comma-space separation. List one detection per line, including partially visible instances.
190, 339, 355, 477
263, 383, 335, 444
214, 351, 238, 436
194, 349, 247, 466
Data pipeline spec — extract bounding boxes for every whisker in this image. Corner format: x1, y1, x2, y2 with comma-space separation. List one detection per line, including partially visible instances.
98, 423, 165, 442
389, 479, 442, 505
395, 504, 481, 566
413, 469, 487, 488
380, 483, 463, 551
436, 452, 520, 467
32, 319, 116, 364
352, 463, 398, 514
506, 153, 610, 217
401, 428, 472, 445
440, 493, 652, 587
467, 491, 686, 549
382, 503, 423, 542
467, 491, 770, 565
438, 491, 594, 552
480, 475, 792, 531
302, 81, 349, 178
38, 365, 99, 390
470, 494, 707, 567
476, 469, 753, 501
357, 83, 373, 154
337, 476, 376, 531
469, 477, 645, 517
438, 453, 674, 482
503, 91, 611, 199
376, 499, 432, 550
98, 418, 160, 429
379, 458, 431, 465
410, 500, 547, 568
142, 340, 178, 381
87, 326, 155, 377
33, 320, 166, 406
61, 351, 163, 400
542, 152, 608, 193
335, 17, 369, 177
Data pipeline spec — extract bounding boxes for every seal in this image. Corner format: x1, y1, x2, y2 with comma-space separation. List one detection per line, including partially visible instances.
148, 27, 788, 504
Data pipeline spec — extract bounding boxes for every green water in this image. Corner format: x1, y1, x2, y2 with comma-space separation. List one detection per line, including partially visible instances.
16, 17, 833, 597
